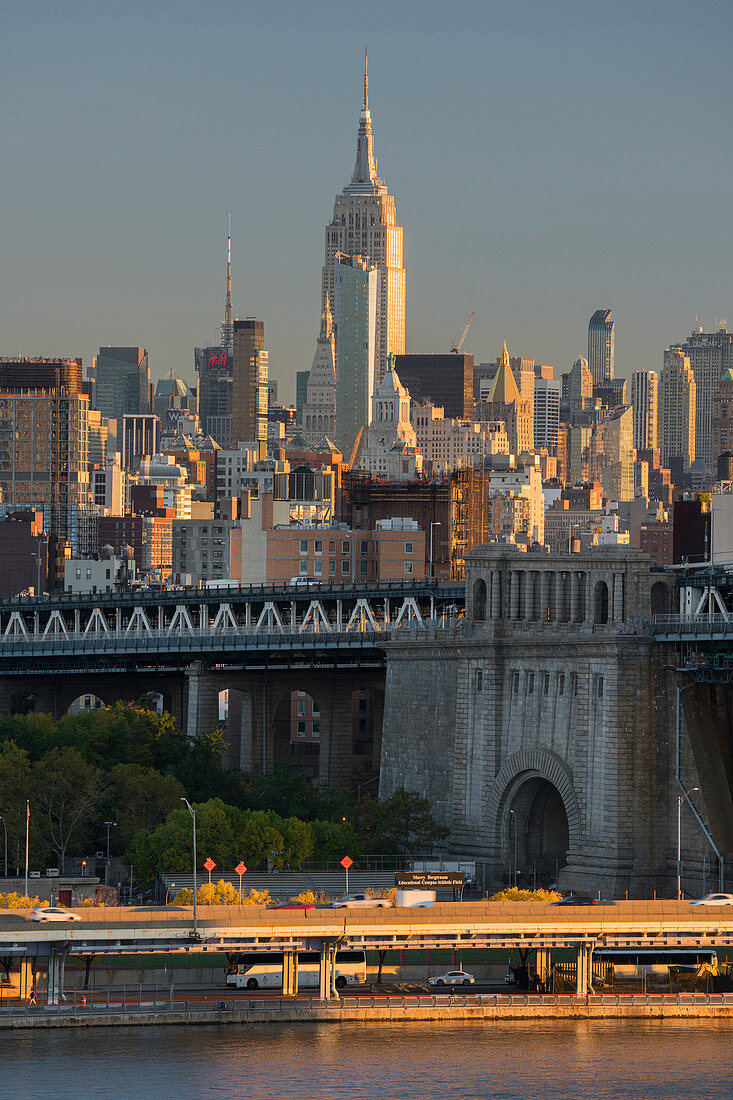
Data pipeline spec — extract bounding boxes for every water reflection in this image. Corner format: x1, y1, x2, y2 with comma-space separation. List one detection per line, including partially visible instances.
7, 1020, 733, 1099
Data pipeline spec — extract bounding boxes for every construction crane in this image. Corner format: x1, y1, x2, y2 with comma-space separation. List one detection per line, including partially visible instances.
450, 312, 474, 353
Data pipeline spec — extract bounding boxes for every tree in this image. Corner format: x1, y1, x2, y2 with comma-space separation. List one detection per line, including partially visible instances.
107, 764, 184, 850
310, 819, 363, 863
32, 748, 106, 872
0, 741, 38, 872
360, 789, 448, 857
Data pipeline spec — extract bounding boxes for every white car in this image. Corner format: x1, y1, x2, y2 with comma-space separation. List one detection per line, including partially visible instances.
27, 907, 81, 922
689, 893, 733, 906
428, 970, 475, 987
331, 893, 393, 909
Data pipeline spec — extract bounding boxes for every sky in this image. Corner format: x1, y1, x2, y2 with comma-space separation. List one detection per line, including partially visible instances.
2, 0, 733, 402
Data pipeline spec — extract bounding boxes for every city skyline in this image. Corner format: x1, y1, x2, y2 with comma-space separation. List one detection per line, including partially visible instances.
3, 1, 733, 398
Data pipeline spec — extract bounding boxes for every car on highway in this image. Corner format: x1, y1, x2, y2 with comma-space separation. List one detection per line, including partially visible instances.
267, 902, 316, 911
428, 970, 475, 987
331, 893, 393, 909
27, 907, 81, 922
550, 895, 598, 906
689, 893, 733, 906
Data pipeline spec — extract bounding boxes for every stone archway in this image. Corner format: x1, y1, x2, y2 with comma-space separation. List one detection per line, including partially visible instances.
272, 689, 321, 781
486, 749, 582, 886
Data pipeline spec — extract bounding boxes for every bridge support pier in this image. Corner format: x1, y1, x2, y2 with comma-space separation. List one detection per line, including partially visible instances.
575, 943, 593, 995
18, 957, 34, 1002
319, 942, 339, 1000
47, 952, 65, 1006
282, 950, 299, 997
535, 948, 552, 988
186, 662, 220, 740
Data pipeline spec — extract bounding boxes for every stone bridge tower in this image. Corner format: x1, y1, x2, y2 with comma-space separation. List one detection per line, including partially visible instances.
380, 545, 677, 897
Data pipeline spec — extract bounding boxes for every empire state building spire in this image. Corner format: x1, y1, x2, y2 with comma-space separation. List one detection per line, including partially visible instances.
347, 48, 385, 195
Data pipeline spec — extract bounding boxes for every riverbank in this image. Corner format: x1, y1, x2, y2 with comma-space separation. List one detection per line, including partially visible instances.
3, 992, 733, 1029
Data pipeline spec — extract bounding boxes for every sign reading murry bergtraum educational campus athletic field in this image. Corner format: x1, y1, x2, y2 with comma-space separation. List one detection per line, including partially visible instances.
395, 871, 465, 888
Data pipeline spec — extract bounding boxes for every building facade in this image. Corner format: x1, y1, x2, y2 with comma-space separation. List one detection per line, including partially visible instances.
322, 57, 405, 384
631, 370, 658, 451
195, 345, 233, 442
334, 253, 378, 458
587, 309, 615, 386
301, 297, 337, 446
534, 378, 561, 449
659, 347, 696, 471
232, 319, 268, 446
676, 326, 733, 469
395, 354, 473, 420
92, 347, 150, 420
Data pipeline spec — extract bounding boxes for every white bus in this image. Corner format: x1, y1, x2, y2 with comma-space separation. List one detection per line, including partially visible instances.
227, 950, 367, 990
594, 948, 718, 980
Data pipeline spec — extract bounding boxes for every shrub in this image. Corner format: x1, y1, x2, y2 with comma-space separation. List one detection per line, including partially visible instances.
0, 892, 48, 910
487, 887, 562, 903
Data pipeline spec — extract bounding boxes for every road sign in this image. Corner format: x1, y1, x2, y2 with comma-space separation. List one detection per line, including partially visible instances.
204, 858, 216, 872
395, 871, 464, 888
340, 856, 353, 870
234, 862, 246, 876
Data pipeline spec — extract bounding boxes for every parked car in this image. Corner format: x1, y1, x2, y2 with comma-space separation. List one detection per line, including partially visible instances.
550, 895, 598, 906
267, 902, 316, 911
331, 893, 393, 909
428, 970, 475, 987
689, 893, 733, 906
27, 907, 81, 922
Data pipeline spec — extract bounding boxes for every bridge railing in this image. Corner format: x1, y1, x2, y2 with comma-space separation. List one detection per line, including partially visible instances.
653, 614, 733, 634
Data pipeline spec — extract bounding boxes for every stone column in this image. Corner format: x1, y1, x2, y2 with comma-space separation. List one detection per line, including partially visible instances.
47, 953, 65, 1006
491, 570, 501, 619
282, 951, 299, 996
584, 573, 592, 624
613, 573, 624, 621
540, 572, 550, 623
570, 572, 579, 622
523, 572, 534, 620
185, 662, 220, 740
510, 571, 520, 620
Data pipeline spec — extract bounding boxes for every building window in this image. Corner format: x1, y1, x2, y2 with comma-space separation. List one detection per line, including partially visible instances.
342, 561, 350, 575
297, 721, 306, 736
299, 560, 308, 575
512, 672, 520, 694
405, 541, 413, 554
314, 540, 323, 554
342, 541, 349, 554
328, 560, 335, 575
571, 672, 578, 696
297, 700, 306, 716
527, 672, 534, 694
543, 673, 550, 695
360, 540, 368, 555
475, 669, 483, 693
558, 673, 565, 696
312, 722, 320, 737
314, 560, 323, 575
404, 561, 413, 574
300, 539, 308, 554
597, 676, 604, 698
359, 560, 368, 575
75, 569, 81, 579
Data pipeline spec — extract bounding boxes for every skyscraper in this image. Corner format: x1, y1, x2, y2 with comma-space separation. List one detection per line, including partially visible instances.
232, 319, 268, 445
675, 325, 733, 469
195, 219, 235, 446
659, 348, 696, 471
301, 296, 336, 446
322, 53, 405, 383
588, 310, 615, 387
631, 370, 658, 451
92, 347, 150, 420
334, 253, 378, 457
534, 378, 561, 449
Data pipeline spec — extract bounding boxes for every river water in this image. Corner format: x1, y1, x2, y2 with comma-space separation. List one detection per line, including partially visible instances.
6, 1020, 733, 1098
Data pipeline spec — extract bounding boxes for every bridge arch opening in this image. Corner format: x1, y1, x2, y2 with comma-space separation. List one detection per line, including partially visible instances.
594, 581, 609, 625
67, 693, 106, 715
220, 688, 253, 771
507, 777, 569, 887
473, 578, 487, 621
10, 692, 35, 715
273, 690, 321, 781
650, 581, 670, 617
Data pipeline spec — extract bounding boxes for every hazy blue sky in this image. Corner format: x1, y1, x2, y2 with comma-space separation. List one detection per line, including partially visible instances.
2, 0, 733, 400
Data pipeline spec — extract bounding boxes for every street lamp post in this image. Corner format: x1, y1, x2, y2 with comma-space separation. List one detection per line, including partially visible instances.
0, 815, 7, 878
430, 522, 442, 581
509, 810, 518, 887
677, 786, 699, 901
165, 882, 176, 905
181, 798, 197, 935
104, 821, 117, 887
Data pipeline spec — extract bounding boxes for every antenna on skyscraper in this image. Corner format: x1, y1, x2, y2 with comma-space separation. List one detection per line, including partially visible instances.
220, 214, 233, 347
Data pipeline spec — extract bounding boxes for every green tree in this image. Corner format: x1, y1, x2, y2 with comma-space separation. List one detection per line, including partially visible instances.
106, 763, 185, 850
0, 741, 37, 872
310, 819, 363, 863
360, 789, 448, 857
32, 748, 106, 871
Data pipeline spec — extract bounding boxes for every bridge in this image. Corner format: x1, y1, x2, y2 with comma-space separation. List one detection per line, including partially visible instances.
0, 579, 465, 788
2, 901, 732, 1002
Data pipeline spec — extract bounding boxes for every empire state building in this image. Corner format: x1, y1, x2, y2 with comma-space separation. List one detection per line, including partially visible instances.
322, 54, 405, 383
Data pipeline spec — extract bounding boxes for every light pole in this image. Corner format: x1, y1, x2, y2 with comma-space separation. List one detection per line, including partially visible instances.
0, 815, 6, 878
181, 798, 197, 935
165, 882, 176, 905
509, 809, 518, 887
677, 786, 699, 901
104, 821, 117, 886
430, 522, 442, 581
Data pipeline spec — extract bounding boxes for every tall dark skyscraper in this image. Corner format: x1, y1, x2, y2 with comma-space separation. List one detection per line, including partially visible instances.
195, 218, 235, 446
92, 347, 150, 420
232, 319, 268, 445
587, 309, 615, 387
